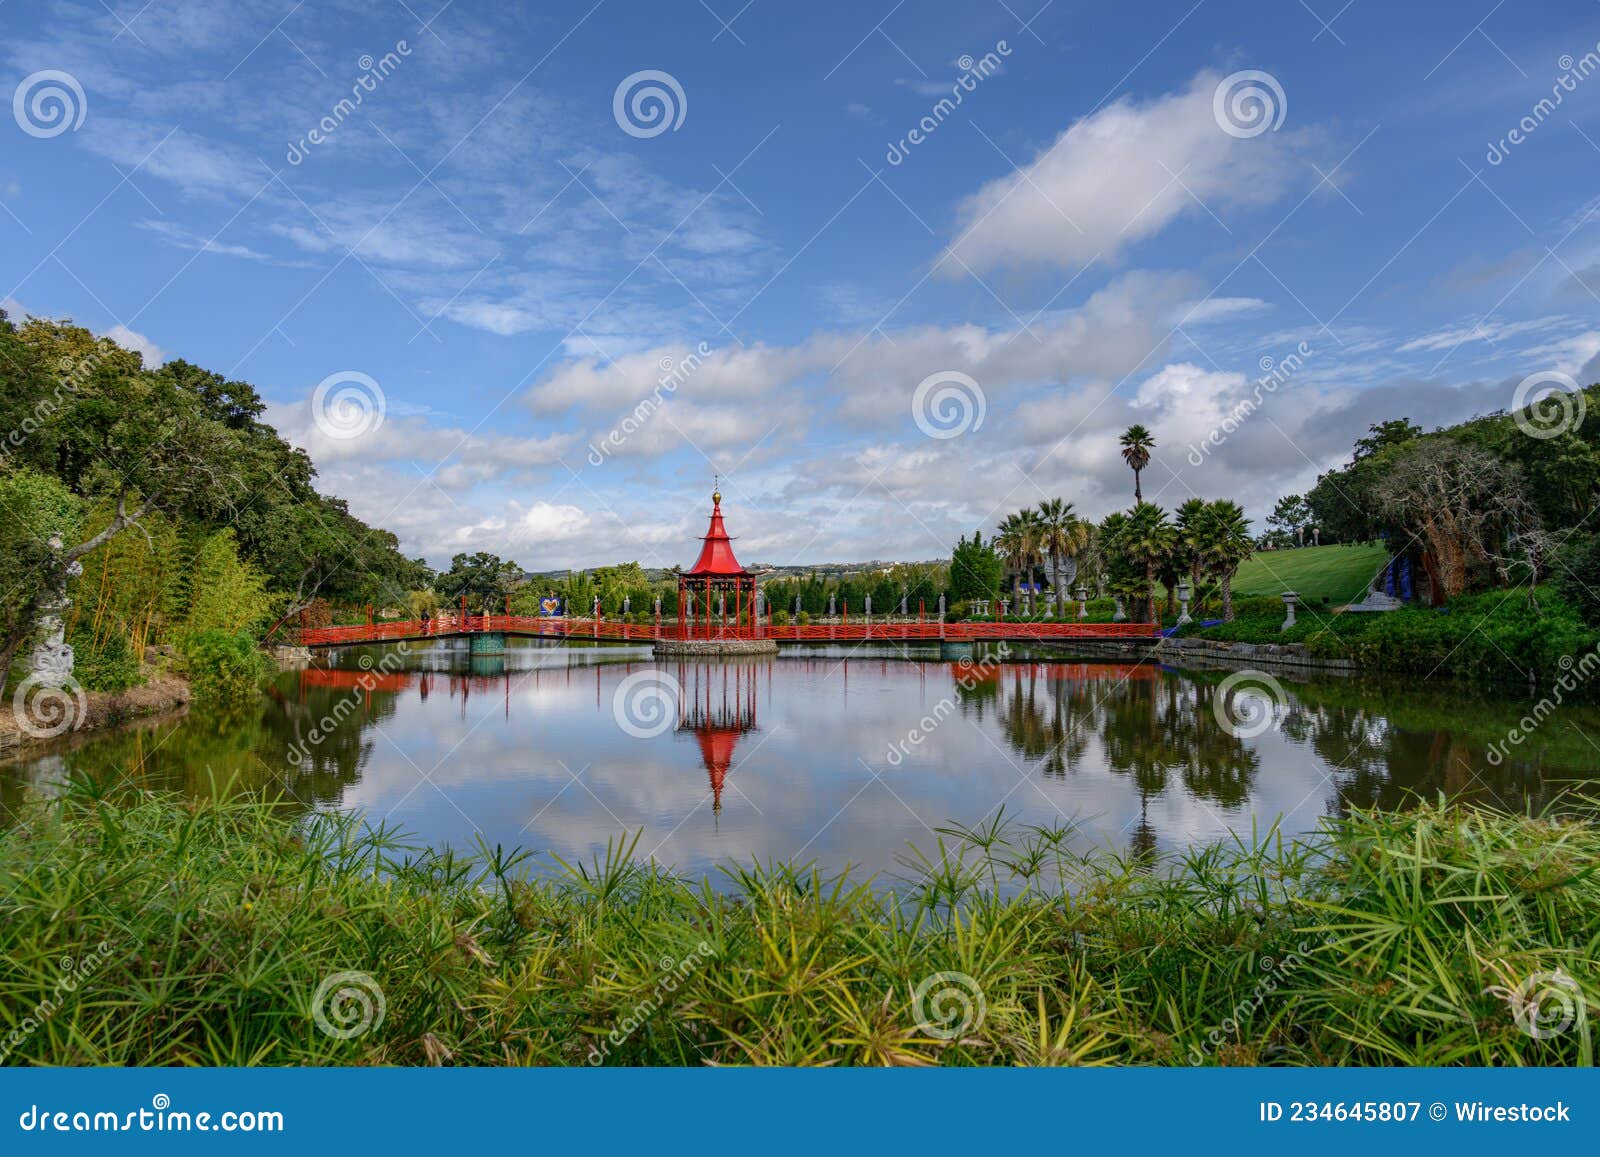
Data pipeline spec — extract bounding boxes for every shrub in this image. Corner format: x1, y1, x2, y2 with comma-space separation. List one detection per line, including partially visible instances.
773, 609, 791, 627
183, 629, 269, 709
69, 629, 142, 692
1, 791, 1594, 1066
1556, 533, 1600, 628
796, 611, 811, 626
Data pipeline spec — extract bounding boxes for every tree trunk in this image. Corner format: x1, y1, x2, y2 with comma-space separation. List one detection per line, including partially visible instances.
1134, 469, 1142, 503
1222, 573, 1235, 621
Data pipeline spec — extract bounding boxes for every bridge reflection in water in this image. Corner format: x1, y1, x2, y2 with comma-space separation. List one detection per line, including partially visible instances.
212, 642, 1586, 884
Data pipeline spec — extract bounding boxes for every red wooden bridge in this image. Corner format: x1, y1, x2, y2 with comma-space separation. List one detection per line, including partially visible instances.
297, 613, 1159, 648
297, 491, 1160, 650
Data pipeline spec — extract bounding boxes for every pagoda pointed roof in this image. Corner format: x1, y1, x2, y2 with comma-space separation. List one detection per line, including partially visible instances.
684, 489, 749, 576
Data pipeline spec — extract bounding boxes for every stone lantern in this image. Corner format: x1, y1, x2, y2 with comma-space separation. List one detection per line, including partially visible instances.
1281, 590, 1299, 632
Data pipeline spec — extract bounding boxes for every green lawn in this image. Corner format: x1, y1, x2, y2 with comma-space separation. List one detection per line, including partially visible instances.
1231, 542, 1388, 605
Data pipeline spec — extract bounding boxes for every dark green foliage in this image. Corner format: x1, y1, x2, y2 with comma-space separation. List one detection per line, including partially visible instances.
1556, 533, 1600, 628
182, 630, 269, 709
949, 531, 1004, 602
1184, 587, 1599, 684
68, 629, 141, 692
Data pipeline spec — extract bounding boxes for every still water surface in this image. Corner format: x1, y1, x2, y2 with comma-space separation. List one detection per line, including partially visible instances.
4, 641, 1594, 882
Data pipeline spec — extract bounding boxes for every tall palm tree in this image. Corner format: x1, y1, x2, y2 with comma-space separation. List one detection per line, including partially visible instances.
1199, 499, 1253, 622
1119, 424, 1155, 503
996, 509, 1044, 607
1036, 497, 1087, 613
1175, 497, 1209, 596
1117, 502, 1176, 622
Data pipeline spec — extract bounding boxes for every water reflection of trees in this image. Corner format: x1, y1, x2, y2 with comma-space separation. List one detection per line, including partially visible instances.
971, 662, 1584, 848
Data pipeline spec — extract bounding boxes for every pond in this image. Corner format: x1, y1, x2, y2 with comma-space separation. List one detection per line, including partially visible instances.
4, 641, 1595, 884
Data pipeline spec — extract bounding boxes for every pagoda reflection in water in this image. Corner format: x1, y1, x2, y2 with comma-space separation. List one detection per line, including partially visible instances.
673, 659, 766, 820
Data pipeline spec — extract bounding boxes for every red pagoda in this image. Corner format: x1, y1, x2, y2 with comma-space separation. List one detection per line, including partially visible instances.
677, 486, 760, 638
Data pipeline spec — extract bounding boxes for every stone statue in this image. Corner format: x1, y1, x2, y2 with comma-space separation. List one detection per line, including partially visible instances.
28, 533, 81, 684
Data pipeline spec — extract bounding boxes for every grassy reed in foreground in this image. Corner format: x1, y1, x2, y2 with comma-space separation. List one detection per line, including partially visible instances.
0, 785, 1594, 1066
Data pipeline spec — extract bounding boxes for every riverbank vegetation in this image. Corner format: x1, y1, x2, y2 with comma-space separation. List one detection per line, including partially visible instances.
1178, 589, 1599, 684
1, 787, 1592, 1066
0, 311, 427, 706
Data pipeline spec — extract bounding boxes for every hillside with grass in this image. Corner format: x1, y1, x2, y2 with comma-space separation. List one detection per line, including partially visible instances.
1230, 542, 1388, 606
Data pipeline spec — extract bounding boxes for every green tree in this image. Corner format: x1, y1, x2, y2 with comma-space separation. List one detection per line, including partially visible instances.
1198, 500, 1254, 621
1037, 497, 1088, 611
436, 552, 521, 612
949, 532, 1003, 602
1106, 503, 1175, 621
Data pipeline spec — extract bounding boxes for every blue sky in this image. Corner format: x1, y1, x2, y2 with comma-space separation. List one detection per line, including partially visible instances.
4, 0, 1599, 569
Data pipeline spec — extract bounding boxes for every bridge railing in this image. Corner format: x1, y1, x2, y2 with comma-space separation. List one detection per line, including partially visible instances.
299, 615, 1160, 647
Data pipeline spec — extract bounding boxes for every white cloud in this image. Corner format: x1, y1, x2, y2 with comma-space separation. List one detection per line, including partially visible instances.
104, 324, 165, 366
942, 71, 1316, 275
1395, 315, 1574, 353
